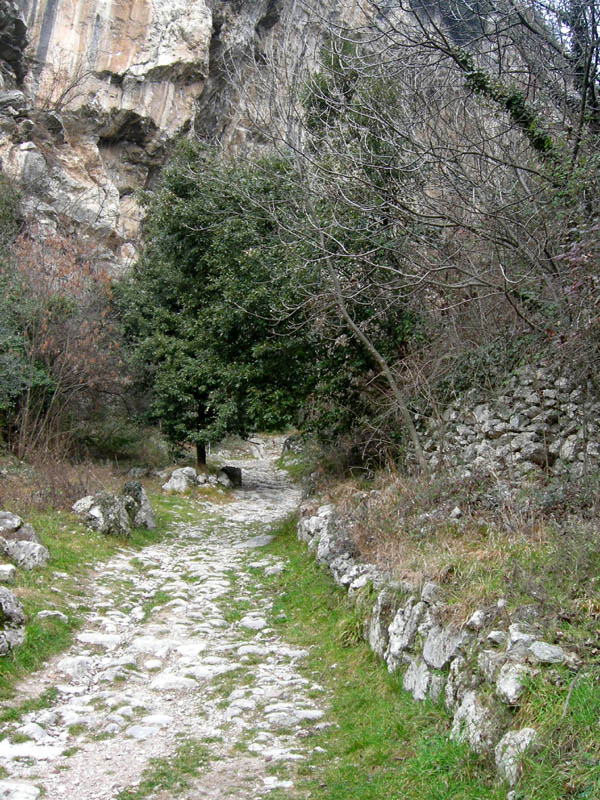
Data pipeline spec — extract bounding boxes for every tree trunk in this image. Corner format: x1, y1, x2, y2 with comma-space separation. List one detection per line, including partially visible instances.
196, 441, 206, 467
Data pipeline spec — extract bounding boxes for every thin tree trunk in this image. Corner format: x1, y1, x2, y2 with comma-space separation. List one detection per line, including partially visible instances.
196, 441, 207, 467
306, 197, 429, 474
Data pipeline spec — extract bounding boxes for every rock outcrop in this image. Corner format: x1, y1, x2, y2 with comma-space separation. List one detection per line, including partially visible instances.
73, 483, 156, 536
0, 511, 49, 570
0, 0, 361, 271
0, 585, 26, 655
0, 0, 26, 87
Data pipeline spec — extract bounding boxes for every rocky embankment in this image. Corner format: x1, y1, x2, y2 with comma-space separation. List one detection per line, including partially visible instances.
297, 502, 577, 789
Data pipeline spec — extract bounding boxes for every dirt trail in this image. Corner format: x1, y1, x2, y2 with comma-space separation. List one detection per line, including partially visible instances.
0, 439, 326, 800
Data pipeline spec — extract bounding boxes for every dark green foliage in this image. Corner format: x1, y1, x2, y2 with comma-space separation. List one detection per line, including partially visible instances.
117, 144, 316, 452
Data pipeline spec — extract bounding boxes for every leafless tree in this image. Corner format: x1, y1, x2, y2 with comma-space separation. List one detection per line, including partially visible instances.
220, 0, 599, 466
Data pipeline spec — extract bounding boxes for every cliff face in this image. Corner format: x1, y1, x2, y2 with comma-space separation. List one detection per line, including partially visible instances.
0, 0, 358, 270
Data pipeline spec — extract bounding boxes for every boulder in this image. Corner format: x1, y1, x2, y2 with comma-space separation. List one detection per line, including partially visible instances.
0, 511, 22, 535
218, 466, 242, 487
0, 565, 16, 584
0, 523, 39, 543
0, 586, 26, 656
0, 540, 49, 570
495, 728, 537, 786
162, 467, 197, 493
72, 496, 95, 514
82, 493, 131, 537
121, 481, 157, 529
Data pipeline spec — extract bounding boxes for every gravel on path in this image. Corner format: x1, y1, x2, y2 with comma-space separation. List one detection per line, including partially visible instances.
0, 438, 327, 800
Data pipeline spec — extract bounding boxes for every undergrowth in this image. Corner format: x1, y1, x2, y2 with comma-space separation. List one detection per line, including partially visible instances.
327, 469, 600, 649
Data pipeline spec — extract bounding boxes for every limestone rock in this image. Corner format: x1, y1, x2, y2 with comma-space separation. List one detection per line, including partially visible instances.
478, 649, 506, 683
0, 564, 15, 583
316, 521, 357, 566
81, 493, 131, 537
385, 598, 426, 671
72, 495, 95, 515
0, 539, 49, 570
0, 511, 21, 534
402, 657, 430, 701
423, 623, 469, 670
367, 589, 397, 659
122, 481, 157, 529
0, 586, 26, 656
528, 640, 566, 664
0, 781, 40, 800
162, 467, 197, 493
1, 522, 39, 543
297, 505, 333, 545
451, 690, 500, 754
495, 728, 537, 786
496, 662, 532, 705
421, 581, 441, 604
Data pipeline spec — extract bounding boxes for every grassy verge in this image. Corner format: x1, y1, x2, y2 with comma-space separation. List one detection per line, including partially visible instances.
262, 515, 600, 800
261, 515, 503, 800
0, 489, 177, 701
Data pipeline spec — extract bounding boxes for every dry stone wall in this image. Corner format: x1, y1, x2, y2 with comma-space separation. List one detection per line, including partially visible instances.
422, 365, 600, 479
297, 502, 577, 788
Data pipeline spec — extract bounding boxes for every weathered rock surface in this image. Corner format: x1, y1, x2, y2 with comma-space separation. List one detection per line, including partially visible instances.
74, 492, 131, 537
0, 564, 16, 584
0, 586, 25, 656
0, 0, 27, 86
74, 485, 157, 536
423, 365, 600, 479
121, 481, 156, 529
495, 728, 537, 786
450, 690, 500, 754
1, 0, 361, 271
162, 467, 198, 494
0, 511, 21, 535
0, 539, 49, 570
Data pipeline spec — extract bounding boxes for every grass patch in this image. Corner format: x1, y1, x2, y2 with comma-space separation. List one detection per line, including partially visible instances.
513, 669, 600, 798
116, 739, 213, 799
141, 589, 173, 622
0, 687, 59, 724
331, 471, 600, 644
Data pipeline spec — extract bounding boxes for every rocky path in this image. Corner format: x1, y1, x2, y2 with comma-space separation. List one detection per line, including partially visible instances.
0, 441, 326, 799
